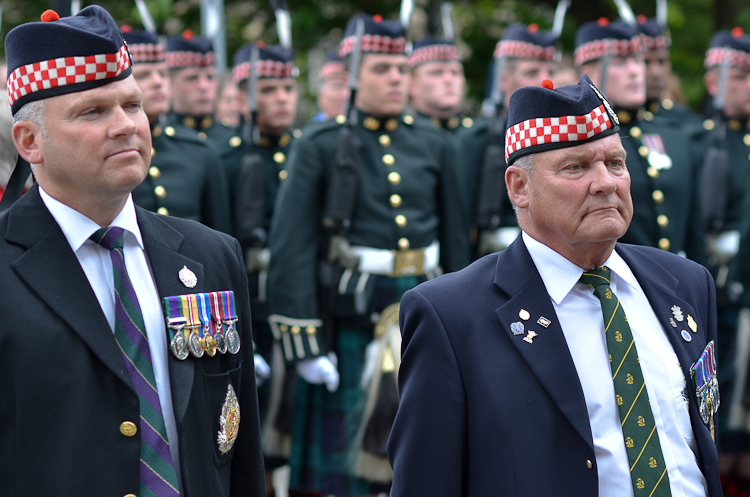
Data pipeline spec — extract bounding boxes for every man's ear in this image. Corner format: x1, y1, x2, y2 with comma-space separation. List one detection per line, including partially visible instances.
506, 165, 530, 209
12, 121, 44, 165
704, 70, 718, 97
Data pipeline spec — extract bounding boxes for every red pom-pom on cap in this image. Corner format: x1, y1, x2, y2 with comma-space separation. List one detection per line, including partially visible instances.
373, 14, 383, 23
637, 15, 647, 25
121, 25, 133, 33
597, 17, 609, 27
541, 79, 554, 90
182, 29, 194, 40
41, 10, 60, 23
527, 23, 539, 33
732, 27, 745, 39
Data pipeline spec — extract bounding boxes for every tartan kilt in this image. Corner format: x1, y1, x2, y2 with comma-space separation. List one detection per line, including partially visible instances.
287, 275, 421, 495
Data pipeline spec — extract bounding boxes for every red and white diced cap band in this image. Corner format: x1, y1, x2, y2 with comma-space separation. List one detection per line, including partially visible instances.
7, 43, 131, 109
233, 60, 295, 83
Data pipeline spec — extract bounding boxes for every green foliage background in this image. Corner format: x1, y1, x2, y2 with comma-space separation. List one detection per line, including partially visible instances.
2, 0, 750, 119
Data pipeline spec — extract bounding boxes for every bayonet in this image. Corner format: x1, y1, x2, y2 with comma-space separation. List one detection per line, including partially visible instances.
134, 0, 157, 34
440, 3, 454, 42
345, 19, 365, 124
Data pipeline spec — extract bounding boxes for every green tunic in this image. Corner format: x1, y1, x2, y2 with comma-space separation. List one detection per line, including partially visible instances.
614, 107, 706, 262
164, 110, 236, 151
131, 122, 232, 234
415, 111, 475, 136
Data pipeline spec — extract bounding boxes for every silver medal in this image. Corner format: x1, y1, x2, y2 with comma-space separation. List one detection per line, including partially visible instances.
216, 330, 228, 354
188, 329, 204, 358
170, 332, 189, 360
647, 150, 672, 170
226, 326, 241, 355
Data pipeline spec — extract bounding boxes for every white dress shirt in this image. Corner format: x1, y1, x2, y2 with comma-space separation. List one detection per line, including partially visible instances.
40, 187, 182, 489
523, 232, 707, 497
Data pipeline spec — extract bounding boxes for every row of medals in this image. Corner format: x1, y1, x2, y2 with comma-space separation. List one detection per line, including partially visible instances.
168, 319, 241, 360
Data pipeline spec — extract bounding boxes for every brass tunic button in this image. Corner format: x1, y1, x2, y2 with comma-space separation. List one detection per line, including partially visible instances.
279, 170, 288, 181
197, 132, 207, 140
379, 134, 391, 147
165, 126, 176, 137
385, 118, 398, 131
152, 124, 163, 137
395, 215, 407, 228
229, 136, 242, 147
638, 145, 649, 157
744, 134, 750, 147
703, 119, 715, 131
306, 326, 316, 335
382, 154, 395, 166
149, 166, 161, 179
630, 126, 642, 139
279, 134, 291, 147
291, 325, 301, 334
659, 238, 671, 251
154, 186, 167, 199
125, 494, 137, 497
462, 117, 474, 128
647, 167, 659, 179
183, 116, 196, 128
398, 238, 410, 250
403, 115, 414, 125
652, 190, 664, 203
643, 111, 654, 121
657, 214, 668, 227
586, 460, 594, 470
729, 119, 742, 131
120, 421, 138, 437
150, 147, 156, 158
388, 172, 401, 185
447, 117, 459, 129
293, 129, 302, 138
273, 152, 286, 163
390, 194, 402, 208
662, 99, 674, 110
280, 324, 289, 333
335, 114, 346, 124
363, 117, 380, 130
201, 116, 213, 129
157, 207, 169, 216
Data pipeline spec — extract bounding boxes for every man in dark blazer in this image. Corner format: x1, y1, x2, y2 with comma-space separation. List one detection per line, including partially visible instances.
389, 75, 722, 497
0, 7, 263, 497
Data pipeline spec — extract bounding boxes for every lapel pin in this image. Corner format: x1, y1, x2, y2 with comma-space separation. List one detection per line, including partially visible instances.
510, 322, 525, 335
519, 309, 531, 321
179, 265, 198, 288
671, 305, 684, 322
669, 318, 677, 328
681, 330, 692, 342
537, 316, 551, 328
523, 330, 537, 344
687, 315, 697, 333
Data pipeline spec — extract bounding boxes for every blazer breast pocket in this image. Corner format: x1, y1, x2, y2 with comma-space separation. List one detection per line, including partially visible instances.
204, 361, 243, 466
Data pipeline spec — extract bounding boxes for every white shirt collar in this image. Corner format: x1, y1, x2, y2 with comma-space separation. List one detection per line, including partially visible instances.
521, 231, 639, 305
39, 187, 144, 251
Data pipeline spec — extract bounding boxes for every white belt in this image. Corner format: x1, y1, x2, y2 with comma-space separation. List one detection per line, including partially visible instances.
350, 241, 440, 277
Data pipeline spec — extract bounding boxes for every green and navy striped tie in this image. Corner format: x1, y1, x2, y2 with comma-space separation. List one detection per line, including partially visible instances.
92, 227, 180, 497
580, 266, 671, 497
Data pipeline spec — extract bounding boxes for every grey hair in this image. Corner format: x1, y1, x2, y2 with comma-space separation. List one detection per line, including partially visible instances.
508, 153, 535, 215
13, 99, 48, 138
0, 99, 18, 186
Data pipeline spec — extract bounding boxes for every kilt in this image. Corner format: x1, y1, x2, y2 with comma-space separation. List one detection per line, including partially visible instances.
287, 275, 421, 495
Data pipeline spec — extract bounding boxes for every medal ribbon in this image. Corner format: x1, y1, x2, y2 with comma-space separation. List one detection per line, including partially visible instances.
181, 294, 202, 337
197, 292, 212, 338
222, 291, 237, 324
210, 291, 225, 333
163, 295, 186, 341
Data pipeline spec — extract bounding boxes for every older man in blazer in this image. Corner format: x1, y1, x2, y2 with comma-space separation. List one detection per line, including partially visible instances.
0, 7, 263, 497
389, 75, 722, 497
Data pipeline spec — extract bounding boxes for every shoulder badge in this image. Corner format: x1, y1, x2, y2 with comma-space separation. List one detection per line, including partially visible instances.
217, 383, 241, 454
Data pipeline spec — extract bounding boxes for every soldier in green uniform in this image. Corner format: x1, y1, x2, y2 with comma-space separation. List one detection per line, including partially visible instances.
122, 28, 231, 234
267, 14, 469, 496
704, 28, 750, 496
457, 23, 558, 258
165, 31, 235, 148
408, 36, 472, 134
311, 52, 349, 123
576, 19, 705, 262
636, 15, 703, 128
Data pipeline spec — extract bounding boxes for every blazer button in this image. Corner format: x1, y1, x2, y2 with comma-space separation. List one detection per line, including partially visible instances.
124, 494, 137, 497
586, 459, 594, 470
120, 421, 138, 437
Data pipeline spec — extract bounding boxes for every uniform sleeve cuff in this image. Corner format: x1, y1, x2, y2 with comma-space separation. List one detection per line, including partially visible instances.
268, 314, 324, 363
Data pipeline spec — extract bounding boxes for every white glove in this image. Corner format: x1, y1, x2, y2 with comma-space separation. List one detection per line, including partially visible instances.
296, 353, 339, 392
254, 354, 271, 386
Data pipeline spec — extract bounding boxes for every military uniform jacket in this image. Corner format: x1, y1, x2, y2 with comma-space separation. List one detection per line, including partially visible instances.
131, 122, 232, 234
389, 237, 721, 497
268, 110, 471, 320
166, 110, 237, 153
415, 111, 474, 137
615, 108, 706, 262
0, 186, 264, 497
219, 124, 297, 238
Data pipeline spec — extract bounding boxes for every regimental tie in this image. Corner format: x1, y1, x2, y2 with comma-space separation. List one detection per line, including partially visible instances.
580, 267, 671, 497
91, 227, 180, 497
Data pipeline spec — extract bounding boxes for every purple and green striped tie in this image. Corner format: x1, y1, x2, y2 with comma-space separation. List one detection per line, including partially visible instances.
91, 226, 180, 497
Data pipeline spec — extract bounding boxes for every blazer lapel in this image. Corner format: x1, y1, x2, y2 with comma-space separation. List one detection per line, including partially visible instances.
6, 187, 131, 386
493, 238, 594, 448
137, 209, 204, 428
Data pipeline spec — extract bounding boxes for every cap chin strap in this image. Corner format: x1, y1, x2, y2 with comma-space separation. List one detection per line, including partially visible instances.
0, 155, 32, 213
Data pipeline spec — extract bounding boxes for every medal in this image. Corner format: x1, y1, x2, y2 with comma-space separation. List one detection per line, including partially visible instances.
537, 316, 551, 328
179, 265, 198, 288
671, 305, 684, 322
197, 293, 217, 357
691, 341, 720, 439
222, 291, 241, 355
519, 309, 530, 321
210, 291, 228, 354
182, 294, 204, 358
510, 322, 525, 335
163, 295, 190, 360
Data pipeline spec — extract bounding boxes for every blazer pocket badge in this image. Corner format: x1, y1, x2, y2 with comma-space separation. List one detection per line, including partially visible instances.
217, 383, 241, 454
690, 340, 719, 440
